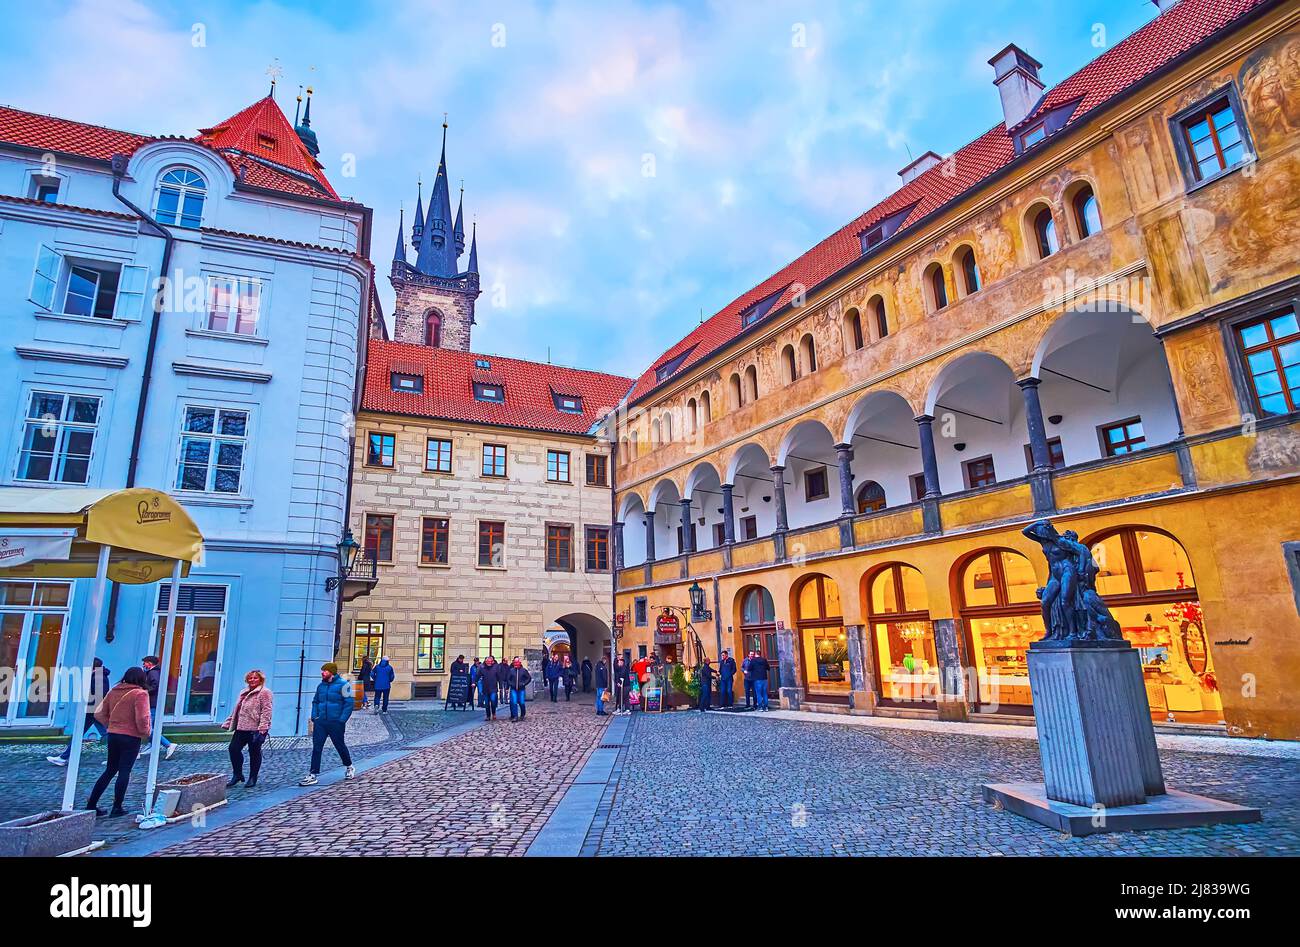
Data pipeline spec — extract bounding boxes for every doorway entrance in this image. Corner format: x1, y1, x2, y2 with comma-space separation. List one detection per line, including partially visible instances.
736, 585, 780, 694
152, 583, 227, 721
0, 580, 72, 726
793, 574, 849, 703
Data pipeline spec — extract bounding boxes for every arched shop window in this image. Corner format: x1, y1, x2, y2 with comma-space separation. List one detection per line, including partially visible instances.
1085, 526, 1222, 726
793, 574, 848, 701
865, 564, 938, 705
956, 548, 1042, 713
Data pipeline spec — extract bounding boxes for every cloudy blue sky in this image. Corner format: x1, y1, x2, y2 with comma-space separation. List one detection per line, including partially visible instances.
1, 0, 1158, 378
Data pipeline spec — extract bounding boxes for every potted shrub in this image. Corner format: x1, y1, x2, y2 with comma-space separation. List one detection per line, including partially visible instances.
0, 809, 96, 857
156, 772, 227, 817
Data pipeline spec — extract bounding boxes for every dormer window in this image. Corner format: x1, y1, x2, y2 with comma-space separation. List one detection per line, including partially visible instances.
1021, 123, 1047, 149
858, 204, 916, 256
739, 289, 783, 329
27, 174, 61, 204
653, 346, 696, 384
473, 382, 504, 403
257, 133, 276, 151
155, 167, 206, 229
553, 393, 583, 413
391, 372, 424, 394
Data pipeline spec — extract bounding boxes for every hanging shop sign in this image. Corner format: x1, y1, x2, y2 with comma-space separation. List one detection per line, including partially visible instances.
654, 610, 681, 646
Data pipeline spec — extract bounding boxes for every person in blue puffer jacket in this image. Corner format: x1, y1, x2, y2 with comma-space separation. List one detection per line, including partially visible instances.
370, 656, 396, 714
300, 663, 354, 786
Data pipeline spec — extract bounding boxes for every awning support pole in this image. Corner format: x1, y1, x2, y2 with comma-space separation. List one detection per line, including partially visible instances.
142, 559, 183, 817
61, 544, 111, 812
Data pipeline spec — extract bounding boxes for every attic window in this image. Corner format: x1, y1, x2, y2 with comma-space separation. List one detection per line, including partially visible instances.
858, 204, 916, 256
475, 359, 492, 370
553, 393, 583, 414
740, 289, 784, 328
653, 345, 697, 384
1021, 123, 1047, 149
473, 382, 505, 403
391, 372, 423, 394
257, 133, 276, 151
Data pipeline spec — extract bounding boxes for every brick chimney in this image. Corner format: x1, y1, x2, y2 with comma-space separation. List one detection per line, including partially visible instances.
899, 151, 943, 185
989, 43, 1045, 129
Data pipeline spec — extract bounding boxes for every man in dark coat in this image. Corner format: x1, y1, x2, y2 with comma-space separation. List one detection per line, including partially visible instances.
697, 659, 715, 711
446, 655, 469, 710
718, 650, 737, 707
544, 657, 561, 702
742, 651, 755, 708
750, 652, 772, 711
480, 657, 501, 720
49, 658, 111, 766
581, 658, 593, 692
562, 658, 576, 701
612, 657, 630, 712
139, 655, 176, 760
505, 658, 532, 722
469, 658, 483, 708
594, 659, 610, 715
370, 656, 395, 713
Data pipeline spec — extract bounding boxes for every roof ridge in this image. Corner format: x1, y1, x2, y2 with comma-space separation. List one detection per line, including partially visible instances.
0, 103, 156, 143
373, 338, 634, 383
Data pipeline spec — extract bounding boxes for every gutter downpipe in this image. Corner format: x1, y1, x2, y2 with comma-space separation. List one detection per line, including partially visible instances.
106, 153, 176, 643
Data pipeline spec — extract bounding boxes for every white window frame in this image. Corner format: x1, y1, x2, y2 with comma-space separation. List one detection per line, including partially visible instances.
154, 167, 207, 229
28, 244, 147, 321
14, 390, 103, 485
204, 275, 263, 336
174, 404, 251, 495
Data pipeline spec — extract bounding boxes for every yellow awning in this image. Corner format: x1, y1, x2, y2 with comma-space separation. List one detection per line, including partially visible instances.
0, 488, 204, 584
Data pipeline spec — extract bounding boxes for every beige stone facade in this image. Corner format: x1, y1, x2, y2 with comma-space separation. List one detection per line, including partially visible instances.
339, 412, 617, 699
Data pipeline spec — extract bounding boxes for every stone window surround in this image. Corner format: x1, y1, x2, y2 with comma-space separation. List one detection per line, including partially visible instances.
585, 524, 612, 574
476, 518, 507, 570
545, 521, 575, 573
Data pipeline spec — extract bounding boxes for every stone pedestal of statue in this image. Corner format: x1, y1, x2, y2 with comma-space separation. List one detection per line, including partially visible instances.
1025, 642, 1164, 807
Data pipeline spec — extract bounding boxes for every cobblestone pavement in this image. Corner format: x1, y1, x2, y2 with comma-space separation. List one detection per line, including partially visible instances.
0, 703, 469, 847
158, 693, 608, 856
593, 713, 1300, 856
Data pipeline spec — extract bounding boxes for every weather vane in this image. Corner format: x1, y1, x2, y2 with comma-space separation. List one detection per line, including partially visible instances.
266, 59, 284, 95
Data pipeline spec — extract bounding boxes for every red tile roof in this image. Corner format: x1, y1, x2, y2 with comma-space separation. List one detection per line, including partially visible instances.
626, 0, 1272, 404
0, 95, 341, 202
363, 339, 634, 436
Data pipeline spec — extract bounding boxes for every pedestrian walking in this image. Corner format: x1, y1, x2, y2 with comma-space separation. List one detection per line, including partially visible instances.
581, 657, 593, 693
222, 669, 273, 788
613, 656, 630, 713
299, 663, 355, 786
545, 655, 561, 702
370, 655, 395, 713
497, 657, 511, 704
469, 657, 484, 708
697, 658, 715, 711
480, 656, 501, 720
139, 655, 177, 761
358, 654, 374, 709
84, 666, 151, 817
594, 658, 609, 715
718, 650, 737, 708
562, 656, 576, 701
49, 658, 110, 766
750, 651, 772, 710
505, 658, 531, 722
742, 651, 756, 709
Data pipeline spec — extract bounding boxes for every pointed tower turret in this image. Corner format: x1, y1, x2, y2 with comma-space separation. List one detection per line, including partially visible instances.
417, 119, 457, 276
454, 184, 466, 257
411, 180, 424, 247
467, 221, 479, 274
393, 207, 407, 265
294, 86, 320, 158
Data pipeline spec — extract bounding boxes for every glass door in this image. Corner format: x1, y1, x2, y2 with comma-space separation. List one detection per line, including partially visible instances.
153, 614, 225, 721
1, 582, 71, 726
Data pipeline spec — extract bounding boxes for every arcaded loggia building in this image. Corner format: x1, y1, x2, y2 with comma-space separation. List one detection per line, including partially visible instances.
612, 0, 1300, 740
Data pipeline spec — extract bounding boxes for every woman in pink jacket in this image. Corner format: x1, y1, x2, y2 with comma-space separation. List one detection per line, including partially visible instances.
85, 666, 152, 817
222, 670, 274, 788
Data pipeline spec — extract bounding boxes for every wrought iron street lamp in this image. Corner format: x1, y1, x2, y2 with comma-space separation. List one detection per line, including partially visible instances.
689, 580, 712, 622
325, 528, 361, 592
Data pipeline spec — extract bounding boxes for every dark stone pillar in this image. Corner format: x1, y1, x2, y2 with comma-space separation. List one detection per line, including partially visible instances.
915, 415, 941, 499
834, 442, 856, 516
771, 465, 789, 532
678, 498, 694, 554
845, 624, 877, 715
1018, 377, 1051, 472
932, 618, 969, 722
720, 483, 736, 545
776, 625, 800, 710
613, 521, 625, 570
644, 510, 656, 564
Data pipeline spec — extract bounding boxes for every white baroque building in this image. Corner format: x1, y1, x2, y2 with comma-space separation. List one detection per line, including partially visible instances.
0, 90, 374, 734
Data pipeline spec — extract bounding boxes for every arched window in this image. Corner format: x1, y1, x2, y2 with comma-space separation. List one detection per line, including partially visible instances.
745, 365, 759, 402
870, 296, 889, 339
1084, 526, 1221, 725
424, 312, 442, 347
782, 345, 798, 384
1032, 206, 1060, 258
865, 564, 938, 705
740, 586, 776, 625
737, 585, 778, 691
957, 246, 981, 295
926, 264, 948, 311
155, 167, 206, 229
794, 575, 848, 699
800, 334, 818, 373
956, 548, 1043, 712
729, 373, 743, 410
845, 308, 865, 351
650, 418, 662, 447
699, 390, 712, 424
855, 480, 886, 513
1072, 185, 1101, 238
662, 412, 673, 444
685, 399, 697, 436
629, 430, 639, 458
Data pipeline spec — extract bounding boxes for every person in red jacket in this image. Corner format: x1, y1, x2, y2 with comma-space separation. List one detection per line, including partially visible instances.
85, 666, 152, 817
